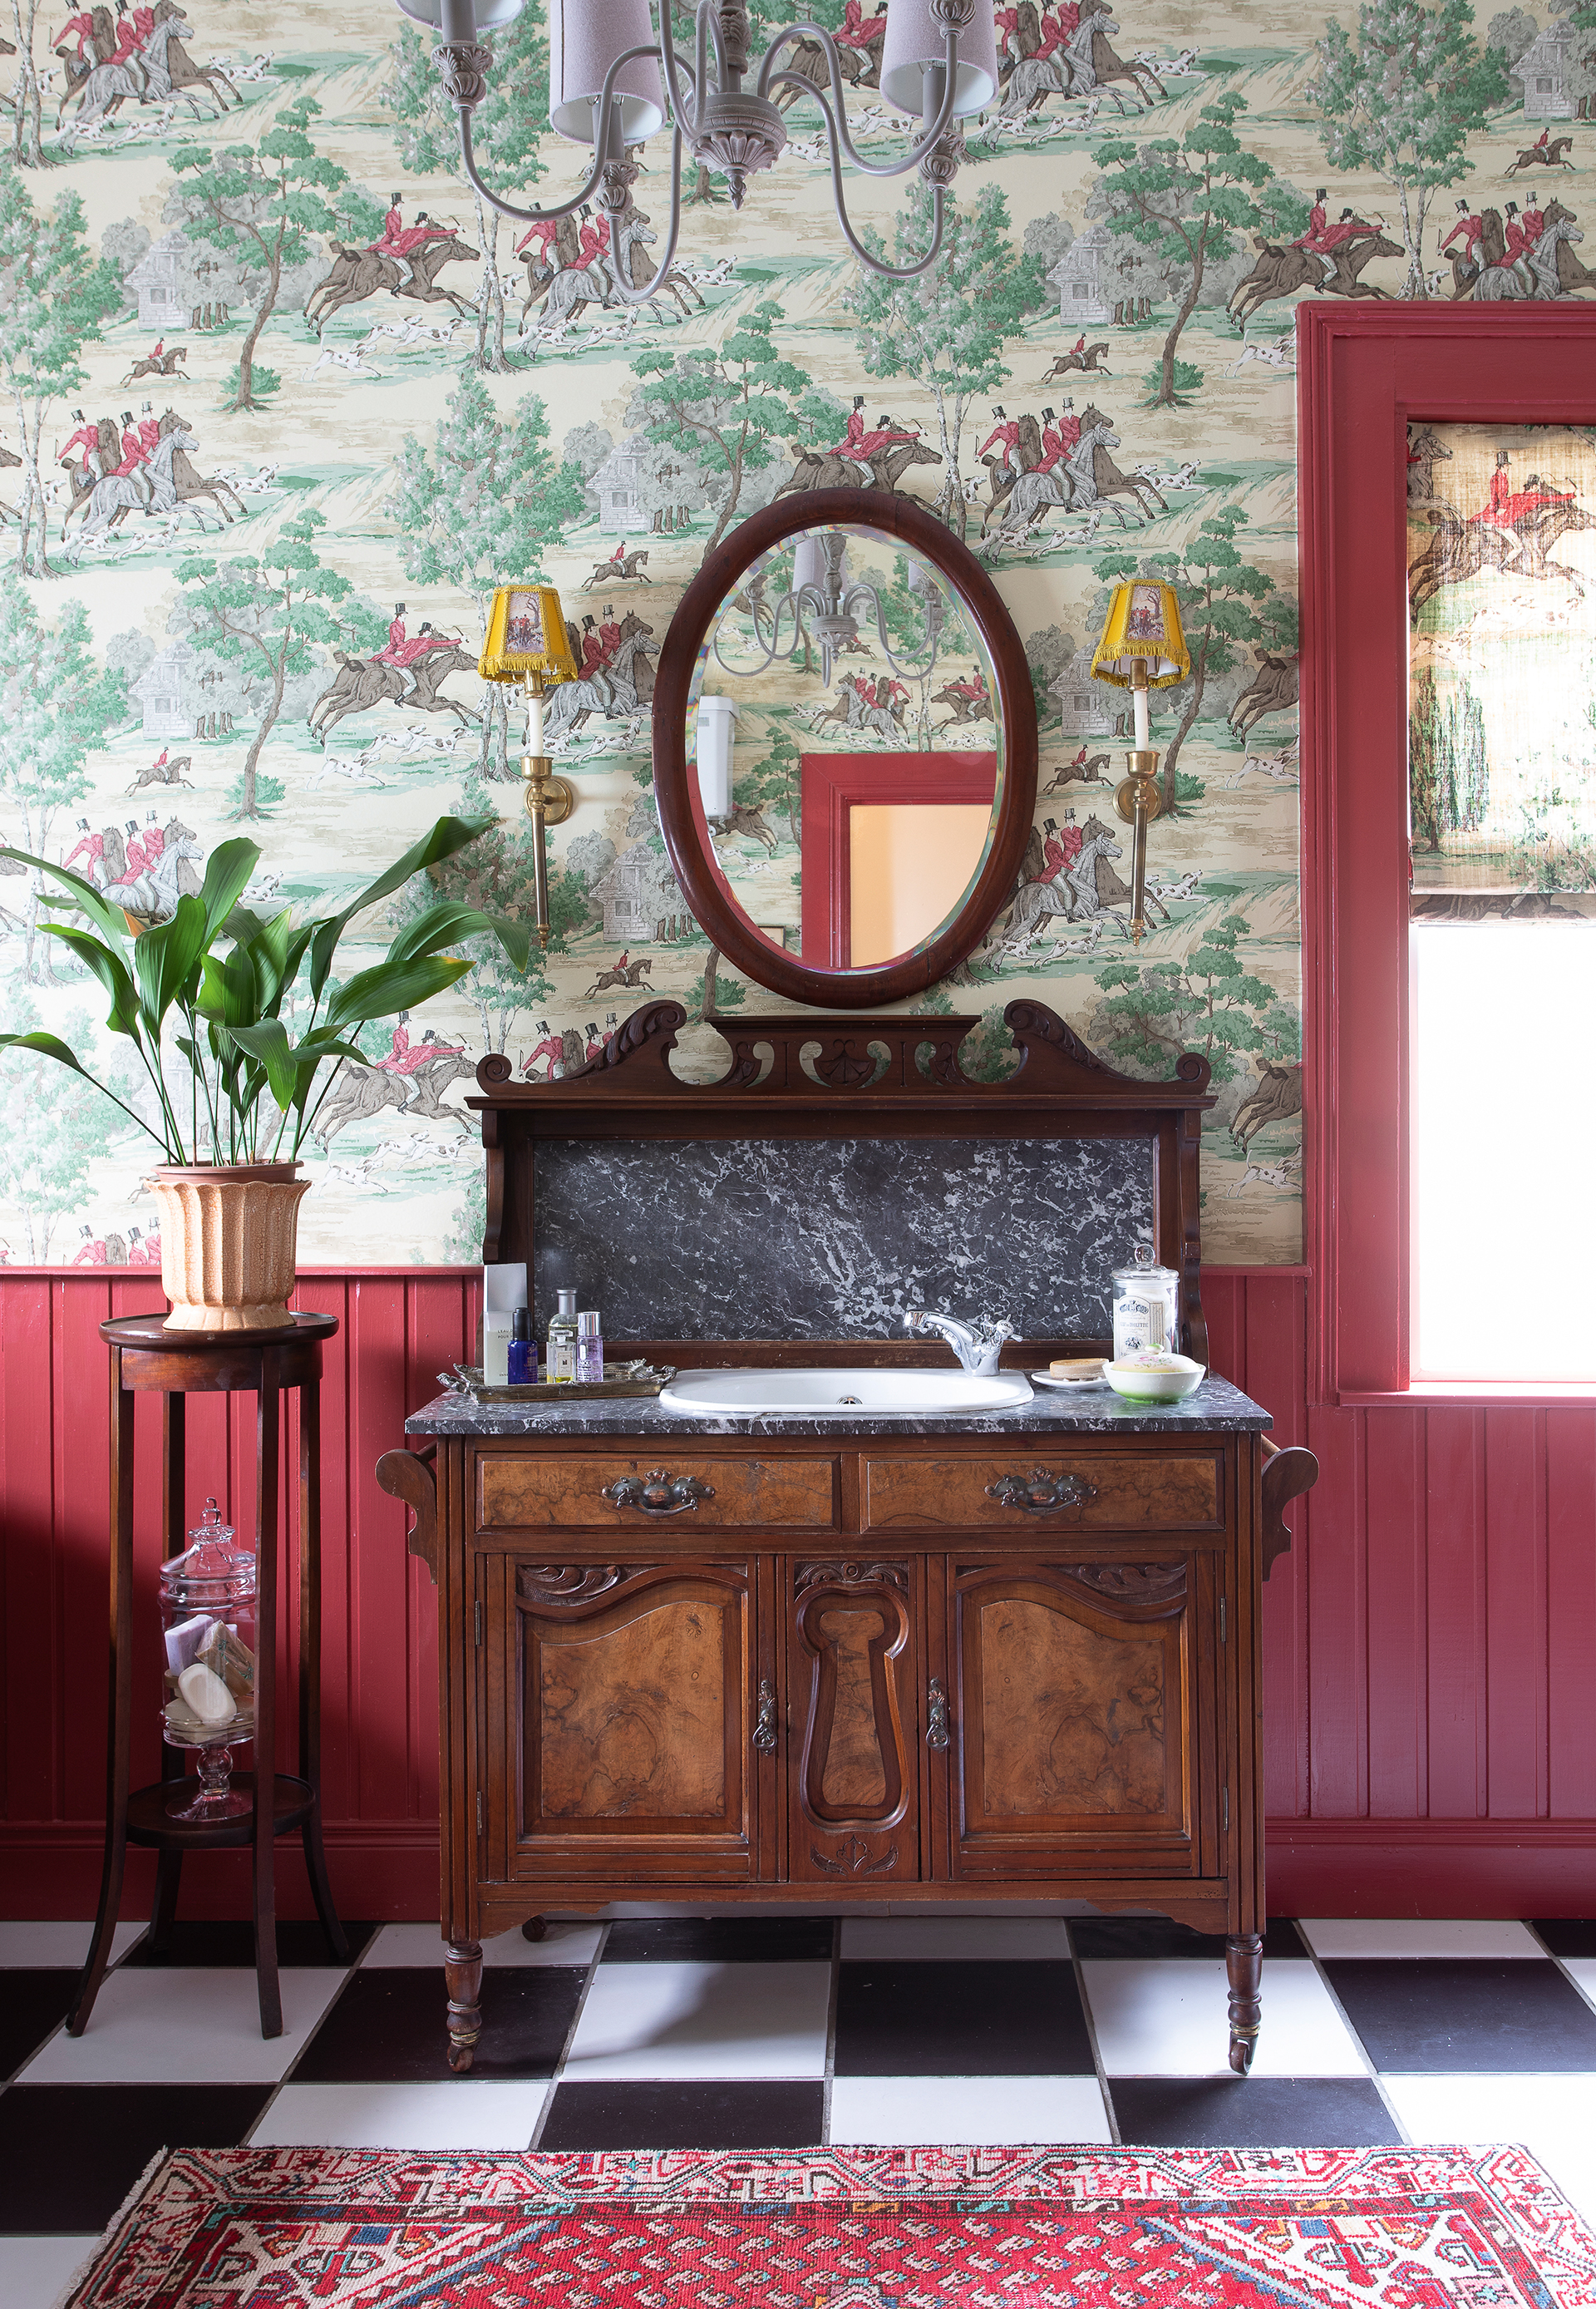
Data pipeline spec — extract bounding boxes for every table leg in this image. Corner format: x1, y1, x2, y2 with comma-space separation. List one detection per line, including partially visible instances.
297, 1376, 347, 1961
445, 1941, 483, 2073
150, 1393, 188, 1953
69, 1354, 135, 2035
253, 1359, 283, 2038
1226, 1932, 1264, 2075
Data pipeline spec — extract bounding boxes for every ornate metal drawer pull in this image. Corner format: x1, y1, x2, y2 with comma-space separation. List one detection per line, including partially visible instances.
752, 1679, 778, 1754
600, 1469, 715, 1517
986, 1468, 1098, 1516
925, 1677, 950, 1751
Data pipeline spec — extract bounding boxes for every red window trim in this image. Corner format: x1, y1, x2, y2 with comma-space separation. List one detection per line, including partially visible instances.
1297, 304, 1596, 1405
799, 749, 997, 969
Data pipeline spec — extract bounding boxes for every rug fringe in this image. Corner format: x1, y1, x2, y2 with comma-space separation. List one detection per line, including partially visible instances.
53, 2146, 173, 2309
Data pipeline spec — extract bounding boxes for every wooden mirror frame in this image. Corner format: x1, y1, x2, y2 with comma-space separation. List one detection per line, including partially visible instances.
651, 487, 1038, 1009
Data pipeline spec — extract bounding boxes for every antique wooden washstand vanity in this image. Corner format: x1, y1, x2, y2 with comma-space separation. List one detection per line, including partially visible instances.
377, 492, 1315, 2079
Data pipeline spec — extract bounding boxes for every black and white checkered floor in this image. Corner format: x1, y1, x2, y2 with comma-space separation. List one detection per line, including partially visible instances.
5, 1912, 1596, 2304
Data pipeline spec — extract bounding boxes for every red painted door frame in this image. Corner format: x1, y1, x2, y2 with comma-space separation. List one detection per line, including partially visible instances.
799, 750, 998, 968
1296, 304, 1596, 1404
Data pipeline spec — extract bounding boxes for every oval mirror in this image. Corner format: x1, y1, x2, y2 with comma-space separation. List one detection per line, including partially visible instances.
652, 489, 1037, 1009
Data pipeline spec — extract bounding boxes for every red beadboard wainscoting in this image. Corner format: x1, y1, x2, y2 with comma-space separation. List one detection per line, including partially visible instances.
2, 1263, 1593, 1919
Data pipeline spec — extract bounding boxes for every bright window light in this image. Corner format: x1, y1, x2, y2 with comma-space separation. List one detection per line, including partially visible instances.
1411, 922, 1596, 1380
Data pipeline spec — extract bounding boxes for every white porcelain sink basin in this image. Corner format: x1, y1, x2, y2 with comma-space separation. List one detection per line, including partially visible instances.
658, 1368, 1034, 1417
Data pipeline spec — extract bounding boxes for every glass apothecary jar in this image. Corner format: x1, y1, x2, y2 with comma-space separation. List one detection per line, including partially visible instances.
1111, 1247, 1181, 1360
159, 1498, 256, 1821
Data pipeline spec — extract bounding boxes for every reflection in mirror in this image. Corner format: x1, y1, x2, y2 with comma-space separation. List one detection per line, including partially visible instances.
684, 522, 1004, 975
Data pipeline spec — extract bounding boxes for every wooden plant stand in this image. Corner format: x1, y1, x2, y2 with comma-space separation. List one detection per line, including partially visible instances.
69, 1312, 348, 2040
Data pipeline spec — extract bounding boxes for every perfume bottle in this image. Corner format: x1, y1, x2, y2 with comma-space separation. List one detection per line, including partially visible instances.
547, 1287, 579, 1383
506, 1307, 533, 1385
576, 1309, 604, 1384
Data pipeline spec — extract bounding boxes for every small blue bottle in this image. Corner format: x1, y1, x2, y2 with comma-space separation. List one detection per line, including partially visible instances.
506, 1306, 534, 1384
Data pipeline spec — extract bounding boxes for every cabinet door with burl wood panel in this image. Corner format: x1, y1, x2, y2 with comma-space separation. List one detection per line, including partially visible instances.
941, 1556, 1220, 1881
785, 1557, 924, 1886
491, 1557, 771, 1885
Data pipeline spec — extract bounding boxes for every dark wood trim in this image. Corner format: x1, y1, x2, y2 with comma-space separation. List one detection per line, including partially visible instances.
650, 488, 1038, 1008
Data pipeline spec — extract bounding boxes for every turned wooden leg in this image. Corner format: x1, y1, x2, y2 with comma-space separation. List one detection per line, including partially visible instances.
520, 1916, 547, 1943
445, 1940, 483, 2072
1227, 1932, 1264, 2074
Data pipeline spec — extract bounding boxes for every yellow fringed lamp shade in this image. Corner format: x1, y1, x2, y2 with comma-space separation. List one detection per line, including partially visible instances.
1090, 579, 1190, 688
479, 585, 578, 685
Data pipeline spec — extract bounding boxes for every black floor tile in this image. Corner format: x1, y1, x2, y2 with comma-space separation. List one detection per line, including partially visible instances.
288, 1966, 586, 2083
1110, 2075, 1401, 2149
539, 2080, 825, 2149
123, 1920, 377, 1970
1323, 1958, 1596, 2072
602, 1918, 835, 1964
0, 2085, 271, 2233
1532, 1918, 1596, 1959
834, 1959, 1095, 2078
0, 1971, 79, 2081
1071, 1917, 1307, 1962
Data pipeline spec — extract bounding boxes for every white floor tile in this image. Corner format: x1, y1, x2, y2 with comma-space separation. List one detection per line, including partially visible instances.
1381, 2073, 1596, 2228
361, 1922, 603, 1971
1562, 1956, 1596, 2015
0, 1922, 145, 1970
564, 1960, 831, 2080
1297, 1918, 1544, 1961
828, 2074, 1112, 2146
250, 2081, 548, 2150
840, 1919, 1072, 1962
1082, 1957, 1367, 2078
17, 1966, 347, 2085
0, 2235, 97, 2309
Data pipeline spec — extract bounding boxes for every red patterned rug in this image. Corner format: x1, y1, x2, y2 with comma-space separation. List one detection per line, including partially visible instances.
66, 2144, 1596, 2309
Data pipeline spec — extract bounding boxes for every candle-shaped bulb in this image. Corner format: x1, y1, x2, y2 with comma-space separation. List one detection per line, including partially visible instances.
526, 683, 545, 757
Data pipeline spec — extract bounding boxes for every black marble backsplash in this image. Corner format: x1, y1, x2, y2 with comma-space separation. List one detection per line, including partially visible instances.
531, 1135, 1154, 1341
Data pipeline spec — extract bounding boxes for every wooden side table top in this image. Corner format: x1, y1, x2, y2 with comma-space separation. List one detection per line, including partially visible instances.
101, 1310, 338, 1391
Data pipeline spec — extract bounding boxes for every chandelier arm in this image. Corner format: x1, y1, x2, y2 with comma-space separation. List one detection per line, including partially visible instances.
757, 21, 959, 177
770, 82, 947, 278
451, 42, 694, 227
853, 585, 941, 683
600, 123, 687, 305
711, 593, 796, 678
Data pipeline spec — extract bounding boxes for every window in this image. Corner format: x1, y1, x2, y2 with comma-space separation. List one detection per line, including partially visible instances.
1298, 307, 1596, 1399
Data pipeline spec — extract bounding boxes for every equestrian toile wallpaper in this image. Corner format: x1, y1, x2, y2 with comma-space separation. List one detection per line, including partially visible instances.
2, 0, 1590, 1271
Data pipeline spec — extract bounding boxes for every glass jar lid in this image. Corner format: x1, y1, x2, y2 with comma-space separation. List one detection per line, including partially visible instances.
1112, 1246, 1179, 1285
159, 1498, 254, 1602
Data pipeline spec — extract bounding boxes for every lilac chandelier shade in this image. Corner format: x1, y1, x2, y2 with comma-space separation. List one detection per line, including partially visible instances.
548, 0, 666, 143
791, 535, 831, 597
392, 0, 525, 38
879, 0, 999, 116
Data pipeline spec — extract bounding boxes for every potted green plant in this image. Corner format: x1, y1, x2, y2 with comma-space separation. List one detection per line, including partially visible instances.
0, 815, 528, 1330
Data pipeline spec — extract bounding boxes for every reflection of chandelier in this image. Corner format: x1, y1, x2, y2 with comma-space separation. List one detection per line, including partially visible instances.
391, 0, 998, 288
714, 533, 946, 691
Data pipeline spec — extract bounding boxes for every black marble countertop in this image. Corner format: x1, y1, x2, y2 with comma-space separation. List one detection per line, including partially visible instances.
404, 1373, 1270, 1438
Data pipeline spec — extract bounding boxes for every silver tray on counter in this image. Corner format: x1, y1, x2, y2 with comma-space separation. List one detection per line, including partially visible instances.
441, 1362, 677, 1404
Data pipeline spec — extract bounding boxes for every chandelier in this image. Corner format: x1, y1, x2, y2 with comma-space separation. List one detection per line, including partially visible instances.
714, 531, 946, 690
392, 0, 998, 287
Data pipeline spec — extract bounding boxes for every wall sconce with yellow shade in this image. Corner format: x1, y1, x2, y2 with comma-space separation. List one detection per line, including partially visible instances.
1089, 579, 1190, 944
480, 584, 579, 950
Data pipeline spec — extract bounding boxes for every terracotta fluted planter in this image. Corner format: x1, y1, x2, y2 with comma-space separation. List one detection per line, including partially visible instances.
148, 1163, 312, 1332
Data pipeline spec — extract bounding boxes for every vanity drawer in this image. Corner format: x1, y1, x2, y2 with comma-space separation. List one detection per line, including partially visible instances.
477, 1453, 839, 1532
863, 1453, 1221, 1532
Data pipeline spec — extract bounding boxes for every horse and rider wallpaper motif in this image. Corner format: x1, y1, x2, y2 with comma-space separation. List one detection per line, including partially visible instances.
2, 0, 1593, 1268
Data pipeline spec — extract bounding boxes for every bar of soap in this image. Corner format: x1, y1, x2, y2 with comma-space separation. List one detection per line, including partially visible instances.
1049, 1358, 1104, 1379
177, 1662, 237, 1728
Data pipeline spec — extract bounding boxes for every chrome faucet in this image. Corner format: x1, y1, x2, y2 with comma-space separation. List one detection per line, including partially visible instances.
904, 1307, 1017, 1378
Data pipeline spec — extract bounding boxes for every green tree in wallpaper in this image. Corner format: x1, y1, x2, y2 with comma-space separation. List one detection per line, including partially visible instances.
6, 0, 47, 169
169, 98, 384, 412
1091, 94, 1299, 411
1410, 669, 1489, 852
628, 301, 809, 555
734, 724, 803, 847
172, 511, 380, 821
0, 593, 129, 981
1092, 912, 1299, 1085
383, 8, 549, 373
389, 367, 585, 781
1095, 510, 1296, 817
848, 184, 1043, 539
0, 170, 121, 577
1308, 0, 1511, 298
0, 999, 119, 1257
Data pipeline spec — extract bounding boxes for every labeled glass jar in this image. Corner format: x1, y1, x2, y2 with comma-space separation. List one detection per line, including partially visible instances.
1111, 1248, 1181, 1360
158, 1498, 257, 1821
